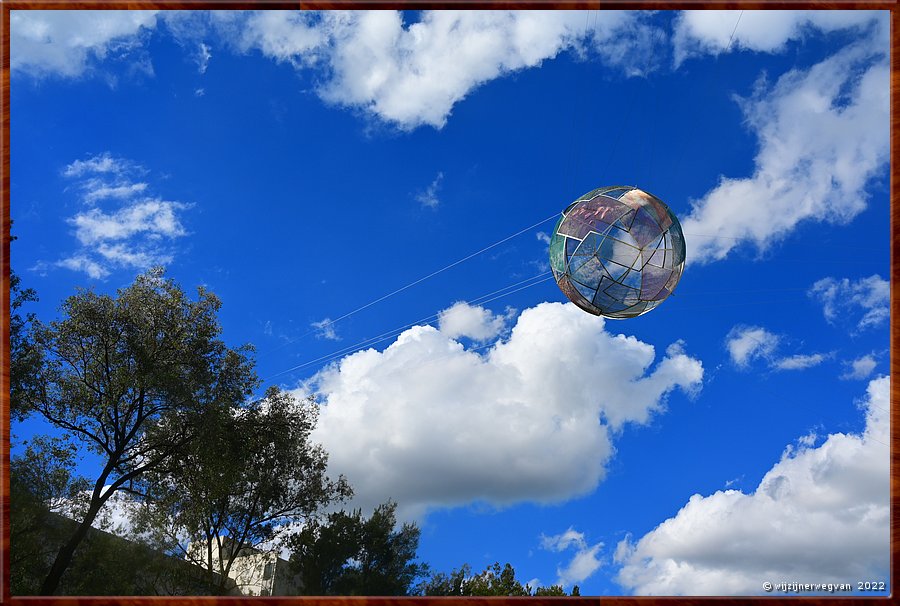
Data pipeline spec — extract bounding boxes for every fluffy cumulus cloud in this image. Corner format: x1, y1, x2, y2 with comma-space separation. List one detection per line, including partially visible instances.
673, 10, 884, 65
233, 10, 661, 129
725, 325, 779, 368
437, 301, 509, 342
615, 376, 889, 595
541, 527, 604, 587
681, 24, 888, 264
10, 9, 661, 129
56, 153, 190, 279
303, 302, 702, 518
11, 10, 158, 78
808, 275, 889, 331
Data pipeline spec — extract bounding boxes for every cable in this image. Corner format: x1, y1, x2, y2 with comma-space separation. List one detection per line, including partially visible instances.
727, 11, 745, 49
256, 213, 560, 360
282, 273, 553, 378
263, 13, 862, 384
263, 272, 554, 382
262, 13, 743, 368
308, 213, 556, 332
265, 274, 553, 381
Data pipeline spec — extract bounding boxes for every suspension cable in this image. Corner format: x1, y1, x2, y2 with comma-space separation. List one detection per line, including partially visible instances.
264, 272, 554, 381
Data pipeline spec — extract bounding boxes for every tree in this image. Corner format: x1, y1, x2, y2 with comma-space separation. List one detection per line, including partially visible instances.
420, 562, 528, 596
466, 562, 530, 596
289, 501, 426, 595
533, 584, 580, 596
418, 564, 469, 596
136, 386, 352, 594
420, 562, 581, 597
24, 268, 258, 594
533, 585, 567, 596
10, 437, 219, 596
9, 436, 88, 594
10, 268, 41, 422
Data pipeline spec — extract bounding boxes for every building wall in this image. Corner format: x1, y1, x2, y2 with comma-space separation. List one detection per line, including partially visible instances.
186, 538, 298, 596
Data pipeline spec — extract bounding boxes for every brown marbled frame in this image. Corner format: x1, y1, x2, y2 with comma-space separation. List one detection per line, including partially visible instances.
0, 1, 895, 604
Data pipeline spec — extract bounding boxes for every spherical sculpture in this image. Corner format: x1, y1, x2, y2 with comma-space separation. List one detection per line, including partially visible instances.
549, 186, 685, 319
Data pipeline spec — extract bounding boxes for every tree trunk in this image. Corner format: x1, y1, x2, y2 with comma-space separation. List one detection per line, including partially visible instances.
39, 501, 104, 594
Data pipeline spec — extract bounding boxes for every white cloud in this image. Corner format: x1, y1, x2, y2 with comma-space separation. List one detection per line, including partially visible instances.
55, 153, 190, 278
772, 353, 827, 371
416, 172, 443, 209
796, 431, 818, 448
70, 200, 187, 245
12, 10, 662, 129
437, 301, 508, 342
82, 180, 149, 203
841, 354, 878, 381
63, 152, 134, 178
680, 37, 888, 264
56, 255, 110, 280
725, 325, 779, 368
64, 154, 152, 206
235, 10, 661, 130
541, 527, 587, 552
304, 302, 703, 519
11, 10, 158, 78
723, 476, 742, 488
96, 243, 170, 268
559, 544, 603, 587
726, 325, 828, 372
809, 275, 889, 331
311, 318, 341, 341
234, 10, 327, 60
615, 376, 889, 595
196, 42, 212, 73
535, 231, 551, 245
60, 485, 190, 550
673, 10, 885, 65
59, 485, 137, 535
541, 527, 604, 587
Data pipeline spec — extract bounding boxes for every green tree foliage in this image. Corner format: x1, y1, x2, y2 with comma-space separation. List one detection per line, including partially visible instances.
467, 562, 531, 596
23, 268, 258, 594
10, 269, 41, 422
9, 435, 217, 595
534, 584, 568, 596
9, 265, 579, 597
421, 562, 528, 596
137, 386, 352, 594
289, 501, 426, 596
533, 584, 580, 596
420, 562, 581, 597
10, 436, 88, 594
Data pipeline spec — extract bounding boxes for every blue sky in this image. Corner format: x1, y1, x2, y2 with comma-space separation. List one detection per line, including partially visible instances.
9, 9, 890, 596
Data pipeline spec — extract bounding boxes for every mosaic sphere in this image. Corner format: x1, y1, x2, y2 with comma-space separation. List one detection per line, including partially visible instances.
549, 186, 685, 319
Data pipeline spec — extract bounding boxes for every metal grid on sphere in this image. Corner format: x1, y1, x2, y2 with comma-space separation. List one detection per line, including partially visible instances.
549, 186, 685, 319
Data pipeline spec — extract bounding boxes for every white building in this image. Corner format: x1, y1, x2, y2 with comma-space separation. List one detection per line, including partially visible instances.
187, 537, 301, 596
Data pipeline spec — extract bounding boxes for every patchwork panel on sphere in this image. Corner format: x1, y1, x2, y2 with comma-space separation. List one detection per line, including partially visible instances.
549, 186, 685, 319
